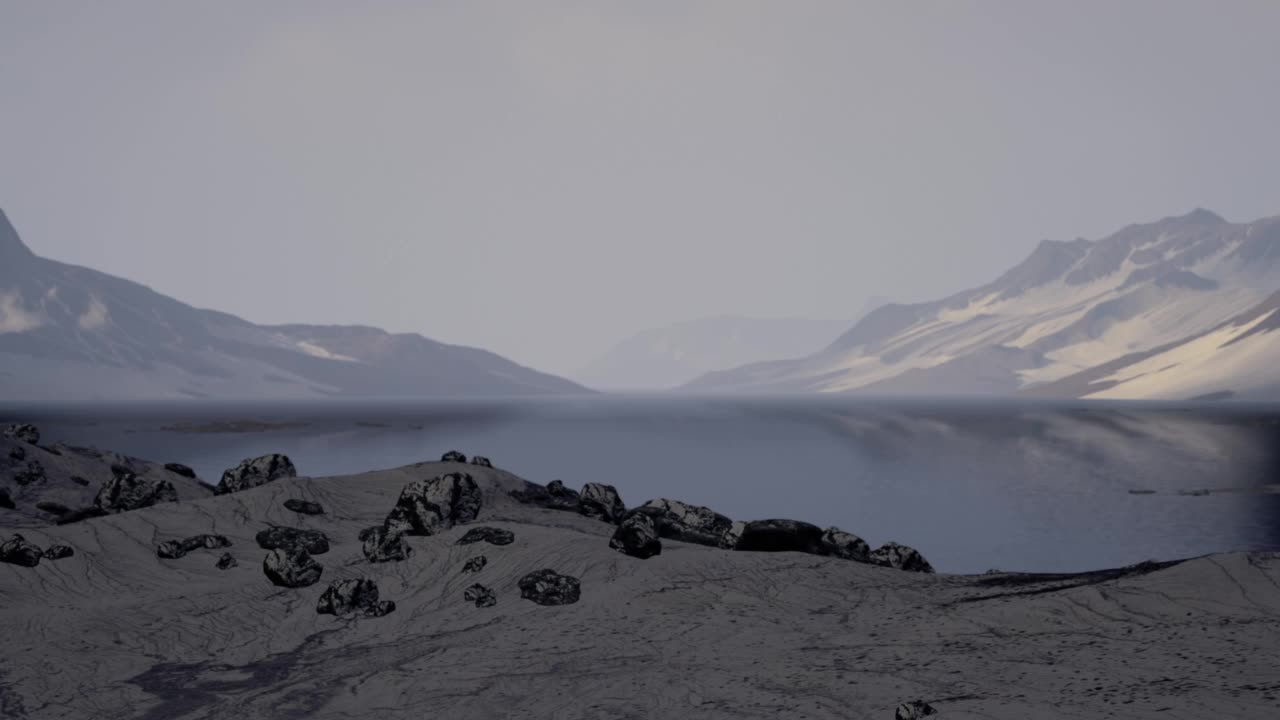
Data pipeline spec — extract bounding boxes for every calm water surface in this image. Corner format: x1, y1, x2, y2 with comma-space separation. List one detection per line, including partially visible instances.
6, 396, 1280, 574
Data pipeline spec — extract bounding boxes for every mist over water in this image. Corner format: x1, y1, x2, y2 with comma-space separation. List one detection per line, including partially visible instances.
8, 396, 1280, 574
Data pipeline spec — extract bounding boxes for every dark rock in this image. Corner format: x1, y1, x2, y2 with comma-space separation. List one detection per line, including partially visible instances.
263, 547, 323, 588
609, 513, 662, 559
8, 445, 24, 461
1, 534, 43, 567
734, 519, 826, 554
579, 482, 626, 524
384, 472, 481, 536
44, 545, 74, 560
164, 463, 196, 479
94, 465, 177, 512
359, 525, 412, 563
316, 578, 395, 618
35, 501, 70, 517
2, 423, 39, 445
821, 527, 871, 562
70, 475, 89, 486
39, 445, 61, 456
13, 460, 46, 486
283, 498, 325, 515
440, 450, 467, 463
255, 526, 330, 555
464, 583, 497, 608
0, 487, 13, 510
215, 454, 297, 495
869, 542, 935, 573
216, 552, 238, 570
157, 534, 232, 559
54, 507, 108, 525
455, 526, 514, 546
462, 555, 487, 573
895, 700, 938, 719
518, 569, 581, 606
508, 479, 580, 511
469, 455, 492, 468
625, 499, 740, 549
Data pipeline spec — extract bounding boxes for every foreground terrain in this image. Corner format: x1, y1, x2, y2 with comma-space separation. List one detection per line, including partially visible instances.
2, 444, 1279, 719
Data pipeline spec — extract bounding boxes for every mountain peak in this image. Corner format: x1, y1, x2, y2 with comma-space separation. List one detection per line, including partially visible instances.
1179, 208, 1225, 224
0, 209, 35, 260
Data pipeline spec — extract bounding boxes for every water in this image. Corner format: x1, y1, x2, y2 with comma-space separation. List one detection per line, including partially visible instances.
6, 396, 1280, 574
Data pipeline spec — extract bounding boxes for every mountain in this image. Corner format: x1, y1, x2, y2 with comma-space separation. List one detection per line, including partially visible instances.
0, 210, 587, 400
575, 314, 858, 390
685, 209, 1280, 399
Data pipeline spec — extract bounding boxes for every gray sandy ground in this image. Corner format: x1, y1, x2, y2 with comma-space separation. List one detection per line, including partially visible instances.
2, 460, 1279, 719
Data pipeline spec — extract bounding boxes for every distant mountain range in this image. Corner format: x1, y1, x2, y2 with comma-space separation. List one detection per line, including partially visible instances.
686, 209, 1280, 401
0, 210, 587, 400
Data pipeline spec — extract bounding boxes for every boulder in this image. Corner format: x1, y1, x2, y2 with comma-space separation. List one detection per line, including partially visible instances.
508, 479, 580, 511
0, 487, 14, 510
43, 545, 74, 560
164, 463, 196, 479
316, 578, 395, 618
216, 552, 238, 570
216, 454, 296, 495
13, 460, 46, 486
462, 555, 487, 574
579, 482, 626, 524
54, 507, 108, 525
157, 534, 232, 560
895, 700, 938, 719
820, 527, 871, 562
2, 423, 39, 445
518, 569, 581, 606
1, 534, 43, 567
734, 519, 826, 554
869, 542, 935, 573
70, 475, 89, 486
359, 525, 412, 563
455, 527, 514, 546
263, 547, 323, 588
626, 499, 739, 549
8, 445, 24, 461
440, 450, 468, 463
283, 498, 325, 515
35, 501, 70, 517
464, 583, 497, 608
609, 513, 662, 559
255, 526, 330, 555
94, 465, 177, 512
384, 473, 481, 536
469, 456, 493, 468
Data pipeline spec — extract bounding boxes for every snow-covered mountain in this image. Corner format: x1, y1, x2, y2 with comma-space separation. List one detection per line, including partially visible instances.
575, 314, 858, 391
685, 209, 1280, 399
0, 209, 587, 400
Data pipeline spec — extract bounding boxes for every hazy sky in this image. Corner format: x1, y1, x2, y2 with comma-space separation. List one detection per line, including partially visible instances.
3, 1, 1279, 375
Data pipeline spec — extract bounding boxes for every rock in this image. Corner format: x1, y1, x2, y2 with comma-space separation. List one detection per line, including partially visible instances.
0, 487, 13, 510
215, 454, 297, 495
70, 475, 89, 486
869, 542, 935, 573
383, 472, 481, 536
94, 464, 177, 512
626, 499, 739, 549
316, 578, 395, 618
0, 534, 43, 567
508, 479, 580, 511
579, 482, 626, 524
359, 525, 413, 563
464, 583, 497, 608
462, 555, 487, 573
2, 423, 39, 445
163, 463, 196, 478
455, 526, 514, 546
734, 519, 827, 554
8, 445, 24, 461
469, 455, 492, 468
440, 450, 467, 463
13, 460, 46, 486
216, 552, 238, 570
263, 547, 323, 588
518, 569, 581, 606
609, 513, 662, 559
41, 445, 61, 456
54, 507, 108, 525
283, 498, 325, 515
44, 545, 74, 560
255, 526, 330, 555
35, 501, 70, 516
820, 527, 871, 562
895, 700, 938, 719
157, 534, 232, 560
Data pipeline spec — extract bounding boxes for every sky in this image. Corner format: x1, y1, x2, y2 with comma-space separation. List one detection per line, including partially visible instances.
2, 1, 1280, 377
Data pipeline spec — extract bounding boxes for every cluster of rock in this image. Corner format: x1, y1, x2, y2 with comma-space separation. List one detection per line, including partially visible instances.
264, 547, 323, 588
316, 578, 396, 618
215, 454, 297, 495
438, 450, 494, 468
283, 498, 324, 515
2, 423, 40, 445
895, 700, 937, 719
518, 569, 581, 606
455, 526, 514, 546
256, 526, 330, 555
359, 525, 413, 563
95, 464, 178, 513
508, 478, 934, 572
464, 583, 497, 608
1, 534, 74, 567
156, 533, 232, 560
384, 472, 481, 536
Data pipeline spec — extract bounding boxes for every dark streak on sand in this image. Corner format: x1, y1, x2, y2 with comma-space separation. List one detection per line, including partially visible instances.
951, 559, 1185, 605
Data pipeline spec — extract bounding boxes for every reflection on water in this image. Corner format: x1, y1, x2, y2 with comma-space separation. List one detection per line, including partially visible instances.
6, 396, 1280, 574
